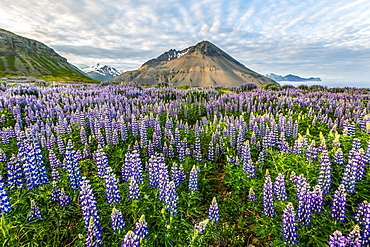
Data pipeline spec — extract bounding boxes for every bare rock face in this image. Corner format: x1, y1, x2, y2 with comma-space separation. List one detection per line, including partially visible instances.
113, 41, 277, 87
0, 28, 88, 80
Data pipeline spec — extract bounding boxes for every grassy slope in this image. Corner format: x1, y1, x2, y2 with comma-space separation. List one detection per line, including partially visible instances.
0, 55, 97, 82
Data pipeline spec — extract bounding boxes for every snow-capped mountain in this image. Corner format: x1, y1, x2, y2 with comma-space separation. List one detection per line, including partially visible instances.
83, 63, 123, 81
266, 73, 321, 82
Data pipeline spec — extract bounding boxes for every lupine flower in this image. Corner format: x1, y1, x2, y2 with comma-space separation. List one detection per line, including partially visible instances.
6, 155, 24, 189
164, 181, 178, 215
128, 177, 140, 200
282, 202, 298, 246
208, 197, 220, 223
58, 188, 70, 206
147, 154, 159, 189
333, 148, 344, 165
347, 225, 361, 247
330, 184, 347, 222
179, 164, 185, 184
327, 230, 347, 247
85, 217, 102, 247
274, 173, 288, 201
79, 177, 102, 246
121, 230, 139, 247
263, 173, 275, 218
65, 140, 82, 190
0, 176, 12, 216
111, 208, 125, 232
317, 150, 332, 195
311, 185, 323, 213
195, 219, 209, 234
171, 163, 180, 188
28, 200, 42, 221
158, 160, 169, 202
188, 165, 199, 192
104, 167, 121, 205
354, 201, 370, 245
0, 148, 7, 162
248, 188, 256, 202
296, 175, 312, 225
208, 141, 215, 161
134, 214, 148, 240
94, 146, 109, 179
50, 181, 61, 202
194, 137, 202, 162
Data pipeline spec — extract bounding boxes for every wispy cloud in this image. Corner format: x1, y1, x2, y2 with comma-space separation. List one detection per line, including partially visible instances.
0, 0, 369, 85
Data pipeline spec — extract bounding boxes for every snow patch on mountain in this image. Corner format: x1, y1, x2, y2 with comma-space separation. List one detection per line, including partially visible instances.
83, 64, 123, 81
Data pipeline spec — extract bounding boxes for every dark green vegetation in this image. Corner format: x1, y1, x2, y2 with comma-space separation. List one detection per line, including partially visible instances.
0, 83, 369, 246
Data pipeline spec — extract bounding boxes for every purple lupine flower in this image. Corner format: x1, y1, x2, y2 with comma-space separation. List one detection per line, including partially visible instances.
128, 177, 140, 200
188, 165, 199, 192
134, 214, 148, 240
317, 150, 332, 195
50, 181, 61, 202
139, 120, 147, 148
327, 230, 347, 247
208, 141, 215, 161
195, 219, 209, 234
158, 160, 169, 202
243, 159, 256, 179
341, 152, 362, 194
94, 146, 109, 179
6, 155, 24, 189
305, 140, 318, 160
85, 217, 103, 247
354, 201, 370, 245
65, 140, 82, 191
194, 137, 202, 162
58, 188, 70, 206
282, 202, 298, 246
111, 208, 125, 232
164, 181, 178, 215
296, 175, 312, 225
170, 163, 180, 188
0, 148, 7, 162
28, 200, 42, 221
333, 148, 344, 166
147, 154, 159, 189
122, 150, 143, 184
79, 177, 102, 246
274, 173, 288, 201
248, 188, 256, 202
80, 127, 87, 144
311, 185, 323, 213
57, 135, 65, 155
179, 164, 185, 184
0, 176, 12, 216
263, 173, 275, 218
330, 184, 347, 222
121, 230, 139, 247
347, 225, 361, 247
104, 167, 121, 205
208, 197, 220, 223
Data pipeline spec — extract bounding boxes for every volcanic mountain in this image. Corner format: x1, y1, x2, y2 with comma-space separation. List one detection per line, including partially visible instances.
0, 28, 92, 81
113, 41, 276, 87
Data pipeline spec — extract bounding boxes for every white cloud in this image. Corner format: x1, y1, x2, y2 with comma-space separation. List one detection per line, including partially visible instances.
0, 0, 369, 85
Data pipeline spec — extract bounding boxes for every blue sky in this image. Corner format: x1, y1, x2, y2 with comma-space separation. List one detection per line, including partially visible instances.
1, 0, 370, 86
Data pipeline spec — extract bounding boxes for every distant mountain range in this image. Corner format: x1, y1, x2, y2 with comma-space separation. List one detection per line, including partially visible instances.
113, 41, 276, 87
266, 73, 321, 82
83, 63, 123, 81
0, 28, 92, 81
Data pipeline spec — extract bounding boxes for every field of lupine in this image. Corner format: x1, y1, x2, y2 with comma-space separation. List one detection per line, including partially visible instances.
0, 82, 369, 246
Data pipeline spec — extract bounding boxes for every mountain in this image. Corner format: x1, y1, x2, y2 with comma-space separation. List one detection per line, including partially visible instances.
113, 41, 276, 87
83, 63, 123, 81
0, 28, 93, 81
266, 73, 321, 82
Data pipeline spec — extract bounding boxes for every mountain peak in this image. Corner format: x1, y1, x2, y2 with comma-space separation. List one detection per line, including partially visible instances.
83, 64, 122, 81
114, 40, 277, 87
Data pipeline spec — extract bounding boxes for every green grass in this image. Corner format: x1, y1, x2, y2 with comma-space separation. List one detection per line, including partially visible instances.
5, 56, 17, 71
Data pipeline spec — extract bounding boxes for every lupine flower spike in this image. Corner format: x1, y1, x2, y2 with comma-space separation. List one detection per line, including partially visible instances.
282, 202, 298, 246
208, 197, 220, 223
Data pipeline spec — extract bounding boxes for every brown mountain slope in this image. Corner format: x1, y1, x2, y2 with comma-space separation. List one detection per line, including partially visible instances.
113, 41, 276, 87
